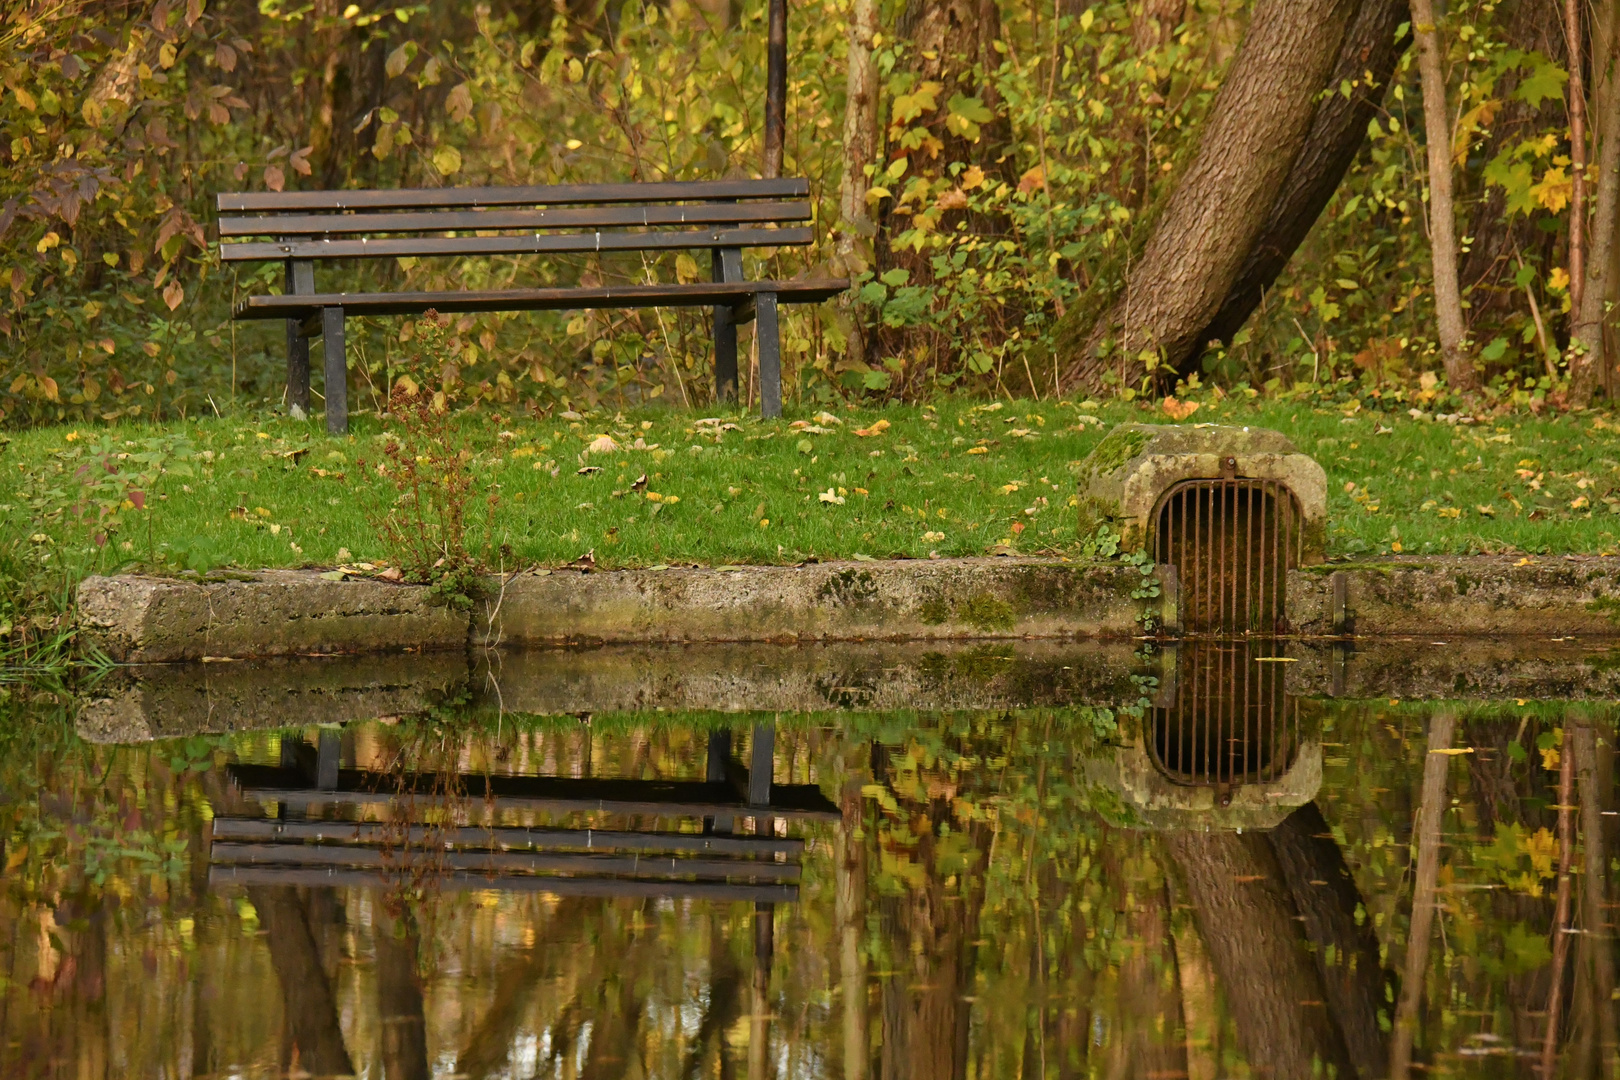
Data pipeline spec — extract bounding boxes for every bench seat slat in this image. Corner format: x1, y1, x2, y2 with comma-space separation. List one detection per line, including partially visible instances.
233, 279, 850, 319
209, 864, 800, 901
217, 177, 809, 213
210, 842, 802, 882
210, 817, 805, 856
220, 225, 813, 262
219, 199, 811, 238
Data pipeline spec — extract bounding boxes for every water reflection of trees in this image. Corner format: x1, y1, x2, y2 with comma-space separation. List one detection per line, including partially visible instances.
0, 703, 1616, 1077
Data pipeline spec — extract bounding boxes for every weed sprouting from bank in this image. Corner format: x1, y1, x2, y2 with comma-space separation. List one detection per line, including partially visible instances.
362, 312, 500, 607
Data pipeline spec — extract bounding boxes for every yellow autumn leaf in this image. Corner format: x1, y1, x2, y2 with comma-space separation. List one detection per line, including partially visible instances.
1548, 266, 1571, 293
432, 145, 462, 176
1529, 166, 1572, 213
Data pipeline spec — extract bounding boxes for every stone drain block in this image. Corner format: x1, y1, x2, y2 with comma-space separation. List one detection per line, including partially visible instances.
1075, 424, 1327, 634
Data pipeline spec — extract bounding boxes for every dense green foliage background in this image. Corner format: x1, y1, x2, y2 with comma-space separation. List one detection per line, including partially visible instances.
0, 0, 1586, 423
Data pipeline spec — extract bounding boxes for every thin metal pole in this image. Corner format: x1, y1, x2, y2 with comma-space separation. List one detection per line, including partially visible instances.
763, 0, 788, 179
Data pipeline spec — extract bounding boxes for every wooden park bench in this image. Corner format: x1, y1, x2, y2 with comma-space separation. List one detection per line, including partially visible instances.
216, 179, 848, 433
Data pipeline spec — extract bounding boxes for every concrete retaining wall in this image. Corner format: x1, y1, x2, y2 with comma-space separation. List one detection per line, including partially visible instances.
74, 553, 1620, 665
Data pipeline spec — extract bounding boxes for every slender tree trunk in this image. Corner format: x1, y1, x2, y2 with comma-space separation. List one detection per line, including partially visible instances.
1408, 0, 1477, 392
1195, 0, 1410, 356
1390, 708, 1456, 1079
1060, 0, 1357, 394
1567, 0, 1590, 324
1541, 716, 1579, 1078
1573, 1, 1620, 402
836, 0, 880, 369
1567, 715, 1618, 1079
836, 772, 870, 1080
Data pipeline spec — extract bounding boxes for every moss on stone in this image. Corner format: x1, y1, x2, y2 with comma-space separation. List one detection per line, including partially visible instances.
958, 593, 1017, 632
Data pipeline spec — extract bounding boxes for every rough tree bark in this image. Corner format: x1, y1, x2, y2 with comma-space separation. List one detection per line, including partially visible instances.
1194, 0, 1410, 354
1059, 0, 1357, 394
1408, 0, 1478, 391
1573, 0, 1620, 402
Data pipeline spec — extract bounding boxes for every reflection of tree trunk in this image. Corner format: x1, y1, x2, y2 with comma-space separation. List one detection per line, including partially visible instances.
837, 775, 870, 1080
1390, 709, 1456, 1080
375, 908, 429, 1080
877, 827, 988, 1080
454, 899, 592, 1078
683, 913, 743, 1080
1163, 829, 1355, 1078
1463, 715, 1558, 1054
1567, 715, 1618, 1079
1269, 802, 1393, 1079
1101, 833, 1187, 1080
248, 886, 355, 1078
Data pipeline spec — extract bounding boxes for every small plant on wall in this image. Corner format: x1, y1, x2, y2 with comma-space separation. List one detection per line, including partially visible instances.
361, 311, 498, 607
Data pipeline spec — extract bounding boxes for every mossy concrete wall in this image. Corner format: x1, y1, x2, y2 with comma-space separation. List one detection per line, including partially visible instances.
474, 558, 1143, 646
75, 554, 1620, 667
77, 571, 468, 663
1288, 555, 1620, 637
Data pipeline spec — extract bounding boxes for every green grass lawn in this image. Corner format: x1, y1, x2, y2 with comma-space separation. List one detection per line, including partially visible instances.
6, 394, 1620, 577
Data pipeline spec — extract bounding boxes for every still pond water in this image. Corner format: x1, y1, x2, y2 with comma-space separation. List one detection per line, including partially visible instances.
1, 642, 1616, 1079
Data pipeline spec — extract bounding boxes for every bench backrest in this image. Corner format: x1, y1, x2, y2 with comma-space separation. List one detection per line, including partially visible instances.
216, 178, 813, 264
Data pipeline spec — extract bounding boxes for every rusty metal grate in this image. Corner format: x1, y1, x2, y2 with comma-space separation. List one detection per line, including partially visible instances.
1151, 641, 1300, 788
1153, 470, 1302, 635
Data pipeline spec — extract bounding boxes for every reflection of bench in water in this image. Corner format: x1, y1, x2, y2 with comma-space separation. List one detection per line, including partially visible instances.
211, 724, 836, 902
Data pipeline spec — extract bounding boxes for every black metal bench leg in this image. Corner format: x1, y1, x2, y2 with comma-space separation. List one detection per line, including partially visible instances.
322, 306, 347, 435
756, 292, 781, 419
712, 246, 743, 403
286, 321, 311, 419
285, 258, 314, 419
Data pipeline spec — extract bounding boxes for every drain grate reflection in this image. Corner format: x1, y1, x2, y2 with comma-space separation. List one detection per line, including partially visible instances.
1151, 641, 1301, 791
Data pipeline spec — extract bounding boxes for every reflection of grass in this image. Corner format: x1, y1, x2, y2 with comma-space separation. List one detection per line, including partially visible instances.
3, 398, 1620, 579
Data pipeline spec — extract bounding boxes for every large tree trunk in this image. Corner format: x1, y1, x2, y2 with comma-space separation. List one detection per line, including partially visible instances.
1162, 829, 1359, 1078
1194, 0, 1410, 355
375, 908, 430, 1080
1269, 802, 1395, 1080
1059, 0, 1356, 394
249, 886, 356, 1078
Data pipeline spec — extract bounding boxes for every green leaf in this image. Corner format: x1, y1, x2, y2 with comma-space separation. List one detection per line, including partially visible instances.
1515, 52, 1568, 109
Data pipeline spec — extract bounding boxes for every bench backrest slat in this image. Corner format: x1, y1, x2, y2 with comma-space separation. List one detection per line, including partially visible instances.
216, 177, 808, 214
219, 199, 809, 238
219, 225, 814, 263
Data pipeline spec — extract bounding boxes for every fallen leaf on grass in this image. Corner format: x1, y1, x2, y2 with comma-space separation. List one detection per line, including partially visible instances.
1161, 396, 1199, 421
818, 488, 846, 505
966, 446, 989, 456
577, 466, 602, 475
854, 419, 891, 437
587, 434, 620, 454
377, 566, 403, 581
